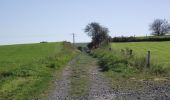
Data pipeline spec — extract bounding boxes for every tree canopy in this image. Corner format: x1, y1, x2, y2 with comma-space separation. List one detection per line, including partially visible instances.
150, 19, 170, 36
85, 22, 109, 49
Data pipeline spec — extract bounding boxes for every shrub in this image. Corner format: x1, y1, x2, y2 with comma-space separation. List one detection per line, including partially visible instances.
40, 41, 48, 43
130, 57, 148, 71
150, 65, 169, 76
94, 48, 128, 72
77, 46, 83, 51
0, 71, 13, 77
47, 63, 55, 68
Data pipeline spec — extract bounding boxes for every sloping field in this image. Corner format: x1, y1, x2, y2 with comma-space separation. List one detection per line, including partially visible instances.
112, 42, 170, 67
0, 42, 77, 100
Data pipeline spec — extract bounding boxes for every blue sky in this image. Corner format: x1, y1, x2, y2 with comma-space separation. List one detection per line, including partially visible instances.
0, 0, 170, 45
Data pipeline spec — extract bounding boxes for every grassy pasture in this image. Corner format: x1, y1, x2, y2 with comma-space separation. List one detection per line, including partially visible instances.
112, 42, 170, 67
0, 42, 77, 100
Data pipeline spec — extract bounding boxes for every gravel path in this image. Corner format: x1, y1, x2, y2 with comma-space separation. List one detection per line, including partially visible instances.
86, 64, 170, 100
48, 55, 170, 100
114, 81, 170, 100
48, 55, 116, 100
73, 59, 116, 100
48, 58, 77, 100
86, 61, 116, 100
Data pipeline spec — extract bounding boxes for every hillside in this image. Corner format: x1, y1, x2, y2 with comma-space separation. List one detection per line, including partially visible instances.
0, 42, 78, 100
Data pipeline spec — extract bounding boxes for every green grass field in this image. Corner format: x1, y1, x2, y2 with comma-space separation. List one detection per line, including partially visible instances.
0, 42, 77, 100
112, 42, 170, 67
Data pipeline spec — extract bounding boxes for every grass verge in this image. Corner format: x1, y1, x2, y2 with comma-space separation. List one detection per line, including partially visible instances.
91, 44, 170, 80
69, 54, 93, 98
0, 42, 78, 100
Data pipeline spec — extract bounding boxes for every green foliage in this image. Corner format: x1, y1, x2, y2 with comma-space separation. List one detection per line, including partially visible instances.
0, 42, 78, 100
92, 42, 170, 79
149, 65, 169, 76
112, 35, 170, 42
130, 57, 148, 70
77, 46, 83, 51
85, 22, 109, 49
70, 54, 92, 98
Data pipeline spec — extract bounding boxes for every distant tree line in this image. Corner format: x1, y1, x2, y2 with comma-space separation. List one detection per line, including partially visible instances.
111, 36, 170, 42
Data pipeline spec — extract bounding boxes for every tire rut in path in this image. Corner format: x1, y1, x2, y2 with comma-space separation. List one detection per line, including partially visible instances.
84, 60, 116, 100
48, 55, 116, 100
48, 58, 77, 100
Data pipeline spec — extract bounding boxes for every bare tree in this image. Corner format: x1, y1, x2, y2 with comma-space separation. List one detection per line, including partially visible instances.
150, 19, 170, 36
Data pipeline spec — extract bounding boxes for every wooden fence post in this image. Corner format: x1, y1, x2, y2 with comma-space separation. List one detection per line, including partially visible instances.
147, 49, 150, 67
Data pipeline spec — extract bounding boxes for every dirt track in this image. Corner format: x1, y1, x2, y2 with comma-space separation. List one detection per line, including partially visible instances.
48, 54, 170, 100
48, 58, 77, 100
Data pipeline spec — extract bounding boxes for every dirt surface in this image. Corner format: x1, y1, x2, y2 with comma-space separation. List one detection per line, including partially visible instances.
48, 54, 170, 100
85, 60, 116, 100
113, 80, 170, 100
48, 58, 77, 100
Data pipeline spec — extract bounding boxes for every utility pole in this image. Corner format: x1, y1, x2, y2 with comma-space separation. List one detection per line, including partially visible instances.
72, 33, 75, 47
